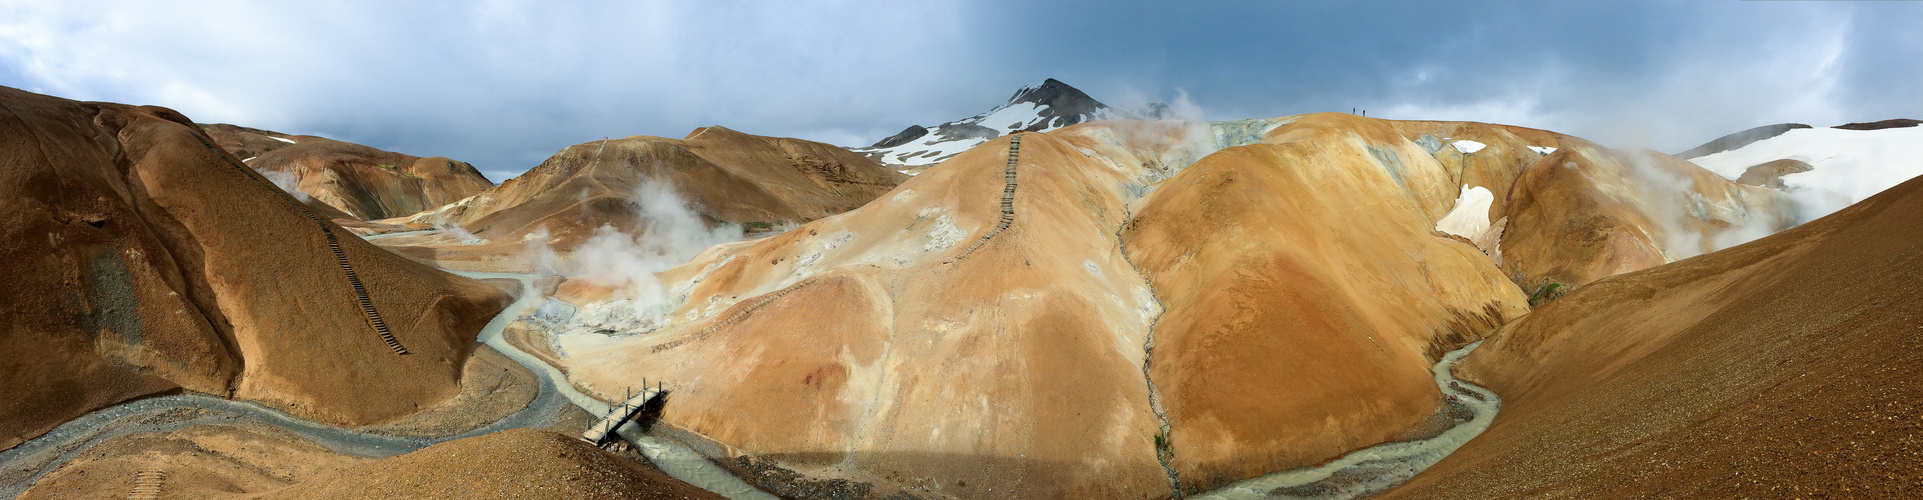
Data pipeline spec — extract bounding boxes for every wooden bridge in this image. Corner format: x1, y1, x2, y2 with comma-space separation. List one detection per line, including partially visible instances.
582, 382, 667, 448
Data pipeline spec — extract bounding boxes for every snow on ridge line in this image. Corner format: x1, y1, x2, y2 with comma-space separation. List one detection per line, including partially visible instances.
271, 136, 296, 144
1451, 140, 1487, 154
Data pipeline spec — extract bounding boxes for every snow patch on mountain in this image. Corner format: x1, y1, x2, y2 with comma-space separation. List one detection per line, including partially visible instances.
853, 78, 1162, 169
1689, 125, 1923, 221
1436, 185, 1495, 238
1451, 140, 1487, 154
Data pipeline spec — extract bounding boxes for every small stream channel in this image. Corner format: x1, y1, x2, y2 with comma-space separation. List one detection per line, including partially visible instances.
1191, 342, 1500, 499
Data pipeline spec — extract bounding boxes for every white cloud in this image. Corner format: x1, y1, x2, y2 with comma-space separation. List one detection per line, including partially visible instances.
0, 0, 978, 175
1379, 93, 1553, 130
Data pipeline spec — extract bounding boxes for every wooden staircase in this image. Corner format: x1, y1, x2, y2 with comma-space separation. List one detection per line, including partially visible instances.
189, 132, 408, 355
947, 133, 1022, 263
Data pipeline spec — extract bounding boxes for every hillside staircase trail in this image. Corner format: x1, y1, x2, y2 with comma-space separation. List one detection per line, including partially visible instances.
190, 133, 410, 355
583, 383, 667, 449
127, 470, 163, 500
947, 133, 1021, 263
651, 277, 819, 354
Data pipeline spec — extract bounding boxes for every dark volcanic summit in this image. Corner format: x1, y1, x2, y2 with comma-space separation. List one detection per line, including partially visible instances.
1677, 122, 1811, 159
854, 78, 1155, 167
869, 124, 929, 148
1004, 78, 1110, 131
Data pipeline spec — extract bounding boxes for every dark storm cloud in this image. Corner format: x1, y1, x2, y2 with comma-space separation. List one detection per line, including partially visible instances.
989, 0, 1921, 152
3, 0, 1917, 180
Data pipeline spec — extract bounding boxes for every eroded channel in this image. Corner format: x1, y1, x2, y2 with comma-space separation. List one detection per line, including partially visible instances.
1192, 341, 1500, 499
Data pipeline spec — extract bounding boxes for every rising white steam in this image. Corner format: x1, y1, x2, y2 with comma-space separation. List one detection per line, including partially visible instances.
566, 179, 744, 333
435, 220, 486, 245
523, 226, 564, 278
261, 170, 311, 202
1083, 88, 1293, 193
1620, 149, 1789, 259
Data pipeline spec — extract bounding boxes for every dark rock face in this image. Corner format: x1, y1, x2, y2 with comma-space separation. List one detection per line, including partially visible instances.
1006, 78, 1111, 130
861, 78, 1115, 151
1677, 123, 1811, 159
934, 122, 1000, 141
869, 125, 929, 148
855, 78, 1173, 166
1833, 118, 1921, 131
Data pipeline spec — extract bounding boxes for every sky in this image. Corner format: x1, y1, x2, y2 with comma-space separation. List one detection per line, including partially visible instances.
3, 1, 1919, 182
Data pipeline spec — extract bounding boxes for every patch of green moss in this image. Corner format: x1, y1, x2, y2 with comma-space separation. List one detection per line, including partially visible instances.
1528, 282, 1568, 307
